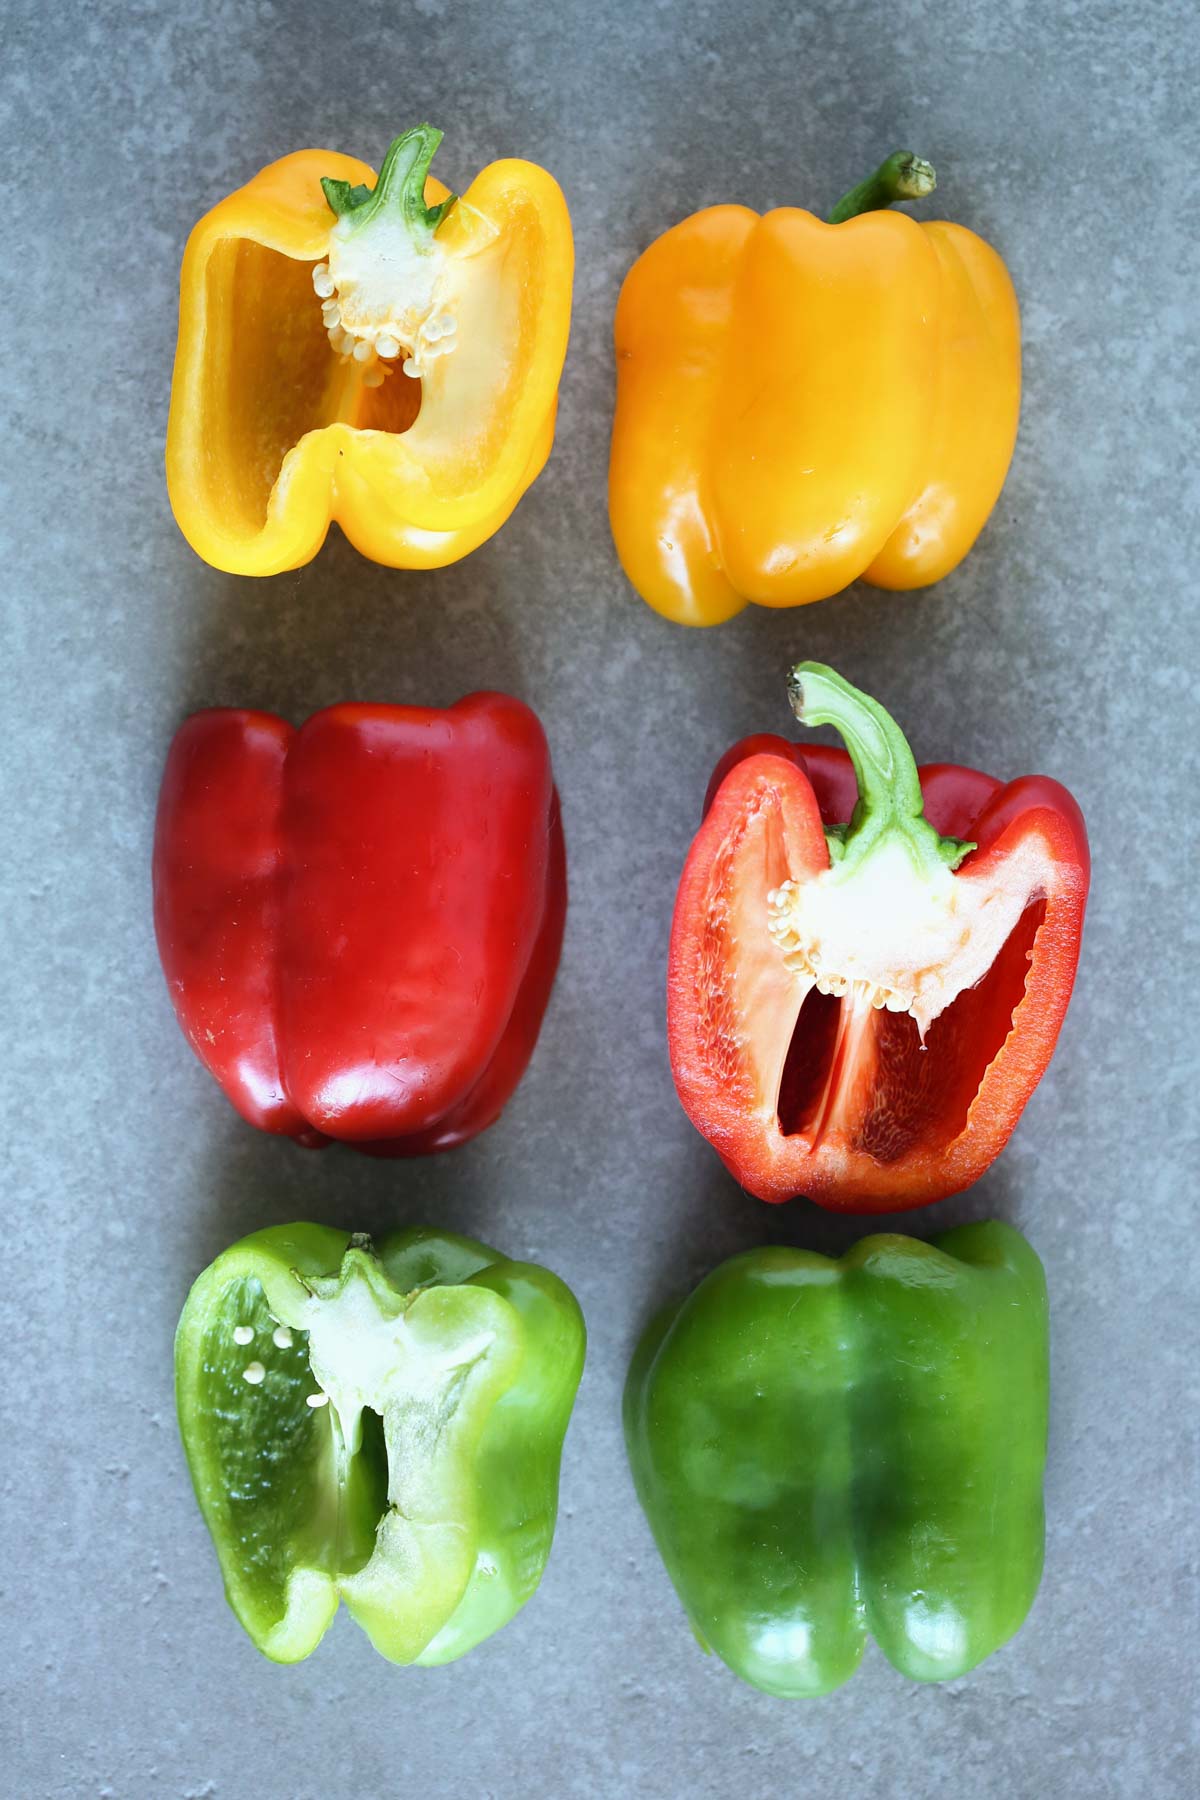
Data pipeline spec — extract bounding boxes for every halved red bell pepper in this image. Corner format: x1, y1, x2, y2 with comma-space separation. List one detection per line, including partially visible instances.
153, 693, 565, 1154
668, 664, 1089, 1210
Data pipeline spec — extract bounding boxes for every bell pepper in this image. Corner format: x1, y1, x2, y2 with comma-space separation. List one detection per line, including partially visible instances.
167, 124, 573, 575
625, 1219, 1048, 1696
609, 151, 1020, 624
176, 1224, 586, 1664
152, 692, 565, 1153
668, 664, 1088, 1209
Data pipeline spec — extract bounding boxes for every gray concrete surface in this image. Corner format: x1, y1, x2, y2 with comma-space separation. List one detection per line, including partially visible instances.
2, 2, 1196, 1795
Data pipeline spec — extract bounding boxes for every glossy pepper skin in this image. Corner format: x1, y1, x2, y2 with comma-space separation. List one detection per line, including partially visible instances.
625, 1220, 1048, 1697
610, 152, 1020, 624
177, 1224, 586, 1665
153, 692, 565, 1154
167, 124, 572, 575
669, 665, 1088, 1210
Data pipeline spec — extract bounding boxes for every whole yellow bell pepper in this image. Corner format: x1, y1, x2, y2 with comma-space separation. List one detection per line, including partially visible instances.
609, 153, 1020, 624
167, 125, 573, 576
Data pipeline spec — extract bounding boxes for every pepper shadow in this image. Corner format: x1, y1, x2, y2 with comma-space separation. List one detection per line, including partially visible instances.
166, 518, 528, 729
187, 1102, 520, 1285
624, 1127, 1025, 1366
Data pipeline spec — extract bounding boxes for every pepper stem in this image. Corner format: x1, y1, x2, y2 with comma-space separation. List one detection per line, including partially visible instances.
828, 151, 936, 224
787, 663, 973, 873
321, 124, 457, 236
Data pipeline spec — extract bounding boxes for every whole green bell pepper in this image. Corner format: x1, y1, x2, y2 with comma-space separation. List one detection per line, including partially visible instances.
624, 1220, 1048, 1697
176, 1224, 586, 1665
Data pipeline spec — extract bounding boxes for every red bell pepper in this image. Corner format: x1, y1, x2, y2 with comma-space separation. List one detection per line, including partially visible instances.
668, 664, 1089, 1210
153, 693, 565, 1154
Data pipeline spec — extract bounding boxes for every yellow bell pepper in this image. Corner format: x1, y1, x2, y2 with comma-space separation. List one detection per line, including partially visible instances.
609, 153, 1020, 625
167, 125, 573, 576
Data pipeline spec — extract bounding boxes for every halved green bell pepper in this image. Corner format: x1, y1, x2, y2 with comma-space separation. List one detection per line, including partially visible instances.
625, 1220, 1048, 1696
176, 1224, 586, 1665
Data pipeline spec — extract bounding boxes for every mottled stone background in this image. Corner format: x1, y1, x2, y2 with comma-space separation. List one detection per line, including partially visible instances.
2, 2, 1195, 1795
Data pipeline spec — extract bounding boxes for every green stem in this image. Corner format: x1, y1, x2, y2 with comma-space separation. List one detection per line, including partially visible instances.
786, 663, 972, 873
322, 124, 457, 237
829, 151, 936, 224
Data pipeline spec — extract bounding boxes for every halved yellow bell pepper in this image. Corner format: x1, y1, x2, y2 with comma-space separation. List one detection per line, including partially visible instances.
609, 153, 1020, 624
167, 125, 573, 576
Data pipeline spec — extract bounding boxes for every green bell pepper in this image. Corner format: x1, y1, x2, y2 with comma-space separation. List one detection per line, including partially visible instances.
176, 1224, 586, 1665
624, 1220, 1048, 1697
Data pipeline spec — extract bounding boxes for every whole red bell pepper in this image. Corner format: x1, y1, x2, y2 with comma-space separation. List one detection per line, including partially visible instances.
153, 693, 565, 1154
669, 664, 1089, 1210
